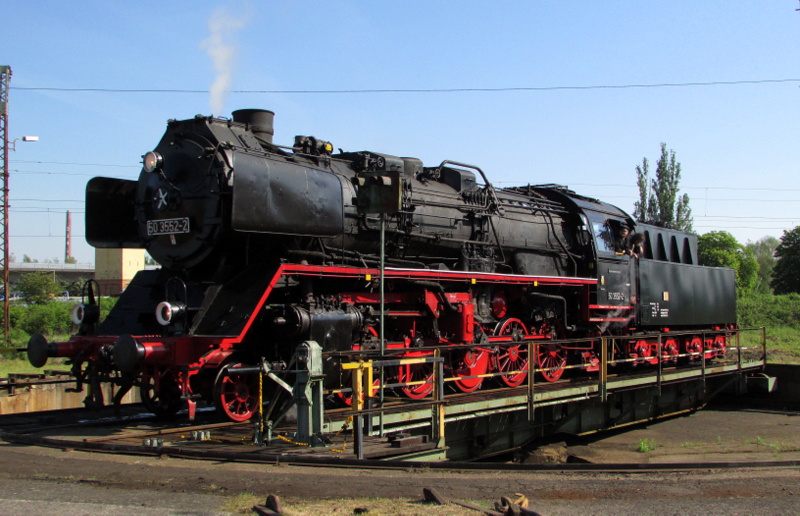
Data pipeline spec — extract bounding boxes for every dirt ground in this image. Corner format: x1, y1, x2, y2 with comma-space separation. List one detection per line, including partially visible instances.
564, 404, 800, 464
0, 439, 799, 515
1, 405, 799, 515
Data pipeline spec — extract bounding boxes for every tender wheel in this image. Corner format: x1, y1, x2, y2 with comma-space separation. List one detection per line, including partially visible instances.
397, 354, 434, 399
140, 368, 182, 418
684, 336, 703, 363
713, 334, 727, 358
449, 348, 490, 393
631, 340, 652, 367
662, 338, 679, 365
493, 318, 529, 387
213, 362, 259, 422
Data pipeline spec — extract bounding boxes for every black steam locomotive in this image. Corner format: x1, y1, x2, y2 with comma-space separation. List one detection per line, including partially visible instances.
27, 109, 735, 421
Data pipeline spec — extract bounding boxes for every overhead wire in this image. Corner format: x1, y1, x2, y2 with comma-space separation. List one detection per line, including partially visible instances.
10, 78, 800, 94
9, 168, 800, 197
11, 159, 138, 168
8, 78, 800, 241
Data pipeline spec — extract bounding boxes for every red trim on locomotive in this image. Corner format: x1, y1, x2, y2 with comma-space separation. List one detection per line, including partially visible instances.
32, 262, 732, 421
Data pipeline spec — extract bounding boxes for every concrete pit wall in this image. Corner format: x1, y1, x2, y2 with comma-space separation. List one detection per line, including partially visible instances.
0, 378, 140, 415
763, 364, 800, 408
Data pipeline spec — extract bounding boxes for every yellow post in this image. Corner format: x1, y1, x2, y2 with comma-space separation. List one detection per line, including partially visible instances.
363, 360, 373, 409
433, 349, 445, 446
353, 361, 364, 412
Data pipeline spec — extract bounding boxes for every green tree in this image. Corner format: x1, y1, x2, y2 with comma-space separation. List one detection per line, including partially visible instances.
16, 271, 63, 305
633, 143, 693, 232
771, 226, 800, 295
745, 236, 780, 294
64, 278, 86, 297
697, 231, 758, 293
65, 256, 77, 264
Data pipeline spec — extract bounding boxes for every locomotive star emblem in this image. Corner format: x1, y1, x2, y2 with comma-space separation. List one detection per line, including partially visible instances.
155, 187, 169, 211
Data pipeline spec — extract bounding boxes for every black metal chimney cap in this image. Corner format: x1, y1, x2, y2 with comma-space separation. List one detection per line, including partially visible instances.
232, 109, 275, 143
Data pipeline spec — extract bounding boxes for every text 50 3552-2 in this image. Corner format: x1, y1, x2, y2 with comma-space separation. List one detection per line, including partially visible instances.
147, 218, 190, 236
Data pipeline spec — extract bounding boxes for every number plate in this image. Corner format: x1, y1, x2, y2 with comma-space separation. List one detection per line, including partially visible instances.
147, 217, 190, 236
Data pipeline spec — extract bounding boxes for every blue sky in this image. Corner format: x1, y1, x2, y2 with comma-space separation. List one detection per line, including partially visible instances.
3, 1, 799, 264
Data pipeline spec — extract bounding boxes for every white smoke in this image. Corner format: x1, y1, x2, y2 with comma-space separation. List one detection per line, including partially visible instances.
201, 4, 249, 116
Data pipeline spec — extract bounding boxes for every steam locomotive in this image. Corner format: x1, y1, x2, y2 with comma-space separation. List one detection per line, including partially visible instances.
27, 109, 735, 421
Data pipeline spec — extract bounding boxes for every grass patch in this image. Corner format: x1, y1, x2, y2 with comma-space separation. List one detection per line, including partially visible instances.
763, 326, 800, 364
0, 356, 69, 377
636, 438, 660, 453
680, 441, 705, 448
219, 493, 261, 514
219, 496, 482, 515
0, 331, 72, 377
745, 436, 800, 454
745, 436, 768, 446
737, 325, 800, 364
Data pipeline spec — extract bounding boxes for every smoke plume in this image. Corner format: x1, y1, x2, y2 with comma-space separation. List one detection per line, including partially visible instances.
202, 5, 249, 116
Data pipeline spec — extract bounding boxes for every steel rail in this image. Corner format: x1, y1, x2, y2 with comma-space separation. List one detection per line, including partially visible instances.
1, 428, 799, 473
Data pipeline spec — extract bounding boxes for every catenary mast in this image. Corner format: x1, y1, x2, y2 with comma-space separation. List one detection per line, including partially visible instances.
1, 66, 11, 342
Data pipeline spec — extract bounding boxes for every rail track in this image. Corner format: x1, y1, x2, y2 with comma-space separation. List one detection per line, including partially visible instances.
0, 370, 74, 395
2, 363, 798, 474
3, 411, 800, 473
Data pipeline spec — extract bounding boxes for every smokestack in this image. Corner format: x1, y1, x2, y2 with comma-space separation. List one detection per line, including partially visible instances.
232, 109, 275, 143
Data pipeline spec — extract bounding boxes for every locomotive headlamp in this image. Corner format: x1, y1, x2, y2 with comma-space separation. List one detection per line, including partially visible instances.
156, 301, 186, 326
71, 302, 100, 325
71, 303, 85, 325
143, 151, 163, 173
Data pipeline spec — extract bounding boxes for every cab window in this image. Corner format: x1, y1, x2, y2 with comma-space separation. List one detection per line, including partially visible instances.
593, 221, 614, 253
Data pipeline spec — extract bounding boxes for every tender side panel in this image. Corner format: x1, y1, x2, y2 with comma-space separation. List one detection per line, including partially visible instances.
638, 260, 735, 326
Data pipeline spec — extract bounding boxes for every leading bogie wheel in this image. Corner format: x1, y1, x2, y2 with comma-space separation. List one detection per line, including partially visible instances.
140, 368, 182, 419
213, 362, 259, 422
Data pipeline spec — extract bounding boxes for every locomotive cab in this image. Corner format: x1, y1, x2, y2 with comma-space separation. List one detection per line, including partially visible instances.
583, 210, 638, 332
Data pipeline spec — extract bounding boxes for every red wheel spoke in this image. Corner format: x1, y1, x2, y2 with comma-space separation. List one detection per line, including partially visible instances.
214, 363, 258, 422
398, 356, 434, 399
450, 349, 489, 393
537, 345, 566, 382
492, 318, 530, 387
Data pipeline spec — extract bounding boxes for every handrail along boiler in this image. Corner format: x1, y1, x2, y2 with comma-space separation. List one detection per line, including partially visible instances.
27, 109, 735, 421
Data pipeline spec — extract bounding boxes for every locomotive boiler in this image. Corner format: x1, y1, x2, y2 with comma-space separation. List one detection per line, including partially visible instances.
27, 109, 736, 421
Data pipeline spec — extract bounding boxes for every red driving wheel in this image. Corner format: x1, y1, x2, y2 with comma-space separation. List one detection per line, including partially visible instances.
492, 318, 530, 387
